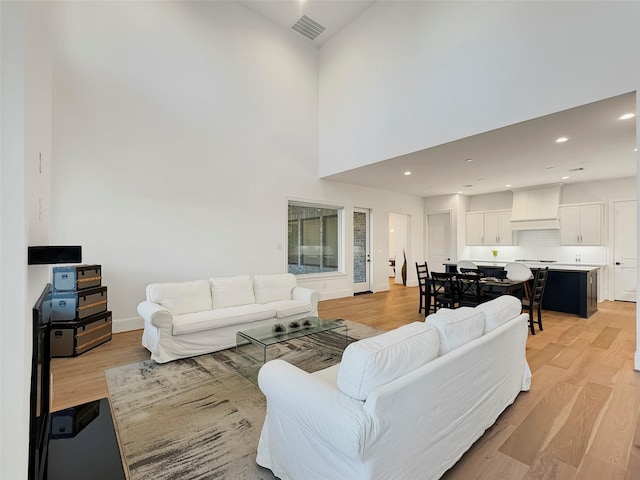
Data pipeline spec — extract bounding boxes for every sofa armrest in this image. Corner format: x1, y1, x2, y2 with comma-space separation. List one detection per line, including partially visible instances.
137, 301, 173, 329
292, 286, 320, 308
258, 359, 372, 460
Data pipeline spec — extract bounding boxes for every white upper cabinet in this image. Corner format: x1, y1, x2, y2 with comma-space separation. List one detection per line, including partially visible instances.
466, 210, 513, 246
485, 211, 513, 246
466, 212, 485, 246
559, 204, 603, 245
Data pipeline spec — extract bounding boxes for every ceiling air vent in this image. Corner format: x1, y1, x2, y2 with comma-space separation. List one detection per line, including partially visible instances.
291, 15, 326, 41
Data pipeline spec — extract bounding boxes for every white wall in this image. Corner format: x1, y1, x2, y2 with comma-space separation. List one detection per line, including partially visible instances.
1, 2, 52, 479
319, 1, 640, 177
49, 1, 425, 330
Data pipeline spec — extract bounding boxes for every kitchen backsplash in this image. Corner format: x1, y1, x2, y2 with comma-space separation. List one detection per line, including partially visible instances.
463, 230, 608, 265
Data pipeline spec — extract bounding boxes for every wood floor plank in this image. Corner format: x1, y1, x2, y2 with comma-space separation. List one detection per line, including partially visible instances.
527, 343, 565, 373
499, 364, 567, 427
549, 337, 591, 370
542, 382, 612, 467
556, 323, 586, 347
591, 326, 622, 349
522, 453, 577, 480
499, 382, 580, 466
561, 346, 611, 386
575, 454, 626, 480
444, 419, 529, 480
587, 360, 640, 470
624, 413, 640, 480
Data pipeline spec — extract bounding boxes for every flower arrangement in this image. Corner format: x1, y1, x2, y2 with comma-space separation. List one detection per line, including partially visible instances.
491, 249, 499, 258
272, 323, 285, 333
288, 321, 300, 329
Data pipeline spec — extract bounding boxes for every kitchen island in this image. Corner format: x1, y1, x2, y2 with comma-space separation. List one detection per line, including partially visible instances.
443, 261, 600, 318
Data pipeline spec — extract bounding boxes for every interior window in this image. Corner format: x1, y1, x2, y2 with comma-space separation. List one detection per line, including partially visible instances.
288, 202, 342, 275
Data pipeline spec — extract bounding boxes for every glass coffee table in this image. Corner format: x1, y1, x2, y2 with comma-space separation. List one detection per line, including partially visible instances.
235, 317, 348, 383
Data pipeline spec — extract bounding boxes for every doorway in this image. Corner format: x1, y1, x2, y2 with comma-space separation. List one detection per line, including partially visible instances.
427, 211, 452, 273
353, 208, 372, 293
614, 200, 637, 302
389, 213, 409, 285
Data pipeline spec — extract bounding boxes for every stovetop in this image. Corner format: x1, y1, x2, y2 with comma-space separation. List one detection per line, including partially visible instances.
514, 259, 557, 263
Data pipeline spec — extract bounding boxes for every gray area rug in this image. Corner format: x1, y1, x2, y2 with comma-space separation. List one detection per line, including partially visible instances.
105, 320, 381, 480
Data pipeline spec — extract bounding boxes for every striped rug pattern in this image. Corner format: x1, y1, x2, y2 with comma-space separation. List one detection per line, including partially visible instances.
106, 320, 381, 480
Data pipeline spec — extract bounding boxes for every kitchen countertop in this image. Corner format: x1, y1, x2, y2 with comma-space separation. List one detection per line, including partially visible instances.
444, 260, 603, 272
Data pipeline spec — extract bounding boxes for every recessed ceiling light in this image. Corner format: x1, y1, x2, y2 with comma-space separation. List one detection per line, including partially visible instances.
555, 137, 568, 143
561, 176, 570, 180
404, 171, 412, 176
505, 184, 512, 188
465, 158, 474, 163
456, 191, 463, 194
634, 148, 638, 152
463, 184, 473, 188
619, 113, 635, 120
546, 166, 555, 170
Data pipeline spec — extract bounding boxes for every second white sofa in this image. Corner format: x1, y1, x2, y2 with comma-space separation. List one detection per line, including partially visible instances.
257, 295, 531, 480
138, 273, 320, 363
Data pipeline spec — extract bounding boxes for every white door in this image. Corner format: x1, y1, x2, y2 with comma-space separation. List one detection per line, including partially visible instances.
428, 212, 452, 273
353, 208, 371, 293
614, 200, 637, 301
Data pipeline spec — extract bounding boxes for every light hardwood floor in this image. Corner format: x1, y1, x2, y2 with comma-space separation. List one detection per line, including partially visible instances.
50, 282, 640, 479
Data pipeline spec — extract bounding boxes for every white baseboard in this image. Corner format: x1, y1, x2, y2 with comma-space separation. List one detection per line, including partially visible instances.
635, 352, 640, 371
374, 282, 391, 293
113, 316, 143, 333
320, 289, 355, 301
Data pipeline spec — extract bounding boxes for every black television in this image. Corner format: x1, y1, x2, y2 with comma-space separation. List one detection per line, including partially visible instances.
29, 283, 52, 480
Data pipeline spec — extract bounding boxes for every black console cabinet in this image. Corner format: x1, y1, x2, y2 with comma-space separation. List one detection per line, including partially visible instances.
47, 398, 126, 480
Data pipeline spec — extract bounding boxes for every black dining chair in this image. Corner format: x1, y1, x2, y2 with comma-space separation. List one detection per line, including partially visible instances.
431, 272, 458, 311
456, 273, 486, 307
416, 262, 433, 315
522, 267, 549, 334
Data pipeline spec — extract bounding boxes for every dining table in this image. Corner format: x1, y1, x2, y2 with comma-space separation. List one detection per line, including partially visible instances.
479, 277, 526, 300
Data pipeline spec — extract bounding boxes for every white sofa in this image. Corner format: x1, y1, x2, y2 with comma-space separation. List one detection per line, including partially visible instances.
257, 295, 531, 480
138, 273, 320, 363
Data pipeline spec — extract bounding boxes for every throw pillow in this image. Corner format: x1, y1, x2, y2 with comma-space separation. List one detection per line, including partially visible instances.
337, 322, 440, 401
210, 274, 255, 309
426, 307, 485, 355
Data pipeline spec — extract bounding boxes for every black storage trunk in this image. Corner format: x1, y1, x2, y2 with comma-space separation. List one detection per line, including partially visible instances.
50, 311, 112, 358
51, 286, 108, 322
53, 264, 102, 292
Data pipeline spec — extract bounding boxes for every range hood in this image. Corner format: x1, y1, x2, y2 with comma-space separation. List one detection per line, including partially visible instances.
510, 184, 562, 230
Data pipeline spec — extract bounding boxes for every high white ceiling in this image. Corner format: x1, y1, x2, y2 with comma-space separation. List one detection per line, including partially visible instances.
238, 1, 637, 198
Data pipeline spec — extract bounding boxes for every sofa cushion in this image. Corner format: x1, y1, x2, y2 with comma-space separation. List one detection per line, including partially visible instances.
475, 295, 522, 334
265, 299, 313, 318
147, 280, 212, 315
210, 274, 255, 309
337, 322, 440, 401
426, 307, 485, 355
172, 304, 276, 335
254, 274, 297, 304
